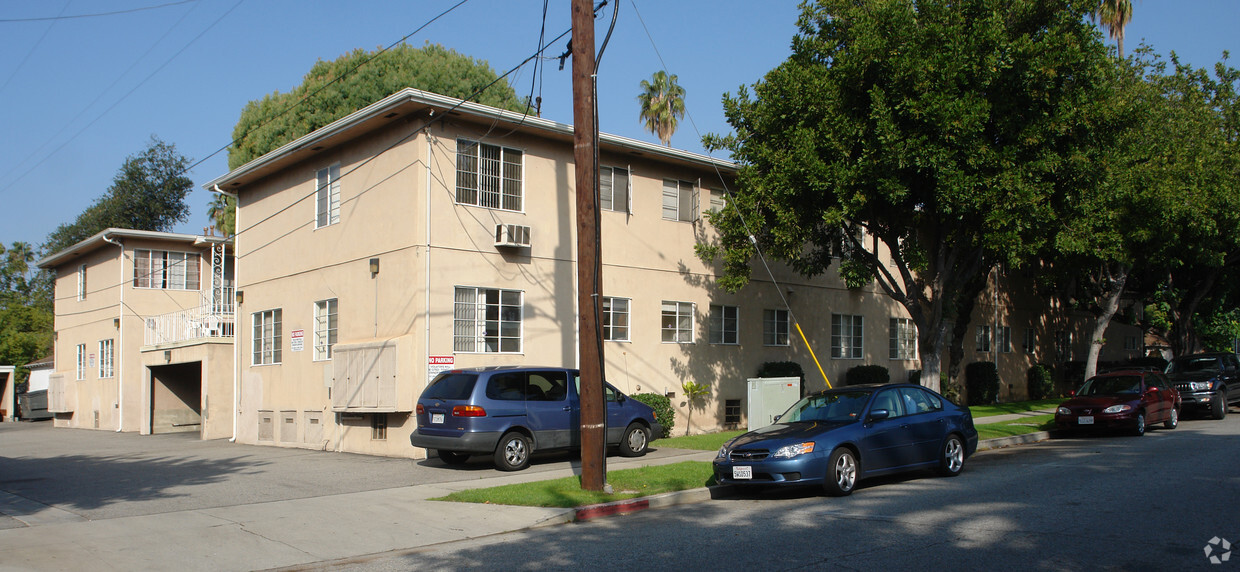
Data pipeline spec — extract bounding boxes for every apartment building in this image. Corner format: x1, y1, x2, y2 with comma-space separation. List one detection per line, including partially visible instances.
37, 229, 235, 438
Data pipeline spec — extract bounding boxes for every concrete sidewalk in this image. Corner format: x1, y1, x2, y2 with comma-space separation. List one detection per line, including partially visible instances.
972, 409, 1058, 425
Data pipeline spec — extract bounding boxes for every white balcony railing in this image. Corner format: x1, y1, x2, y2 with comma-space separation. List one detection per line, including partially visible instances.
144, 288, 235, 346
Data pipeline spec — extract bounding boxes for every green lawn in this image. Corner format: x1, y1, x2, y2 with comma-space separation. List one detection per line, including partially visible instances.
657, 430, 745, 451
975, 414, 1055, 440
968, 399, 1062, 418
432, 461, 715, 508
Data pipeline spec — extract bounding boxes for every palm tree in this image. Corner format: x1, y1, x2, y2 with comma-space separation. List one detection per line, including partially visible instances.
637, 71, 686, 146
206, 193, 236, 237
1093, 0, 1134, 58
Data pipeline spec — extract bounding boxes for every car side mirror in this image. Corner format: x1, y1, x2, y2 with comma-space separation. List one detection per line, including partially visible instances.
868, 409, 890, 422
1068, 390, 1076, 397
773, 414, 781, 422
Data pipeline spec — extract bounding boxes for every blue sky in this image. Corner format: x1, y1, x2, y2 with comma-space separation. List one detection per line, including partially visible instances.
0, 1, 1235, 252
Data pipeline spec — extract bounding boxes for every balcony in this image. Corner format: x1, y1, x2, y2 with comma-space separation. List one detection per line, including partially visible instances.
144, 288, 235, 346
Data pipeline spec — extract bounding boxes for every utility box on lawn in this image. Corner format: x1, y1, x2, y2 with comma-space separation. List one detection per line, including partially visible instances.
747, 377, 801, 430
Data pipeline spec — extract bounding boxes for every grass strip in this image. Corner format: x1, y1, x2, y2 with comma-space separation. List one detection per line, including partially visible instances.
976, 414, 1055, 440
969, 399, 1062, 418
432, 461, 715, 508
657, 430, 745, 451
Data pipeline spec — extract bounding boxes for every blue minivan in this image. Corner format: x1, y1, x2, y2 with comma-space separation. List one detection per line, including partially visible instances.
409, 366, 663, 470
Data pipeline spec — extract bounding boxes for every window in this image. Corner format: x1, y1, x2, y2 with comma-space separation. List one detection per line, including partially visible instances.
75, 344, 86, 380
315, 164, 341, 228
709, 189, 726, 213
1055, 330, 1072, 361
998, 326, 1012, 353
1023, 327, 1036, 355
454, 286, 522, 353
661, 301, 694, 343
661, 179, 698, 222
134, 250, 200, 290
371, 414, 387, 440
456, 139, 523, 211
314, 299, 338, 361
600, 166, 630, 213
832, 314, 864, 359
976, 326, 992, 352
724, 399, 741, 426
77, 264, 86, 301
252, 309, 283, 365
889, 318, 917, 360
709, 304, 739, 345
98, 339, 114, 378
602, 297, 630, 342
1124, 336, 1139, 351
763, 309, 789, 346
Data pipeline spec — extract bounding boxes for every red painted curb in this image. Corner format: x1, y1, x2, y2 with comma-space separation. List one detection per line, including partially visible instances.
574, 498, 651, 521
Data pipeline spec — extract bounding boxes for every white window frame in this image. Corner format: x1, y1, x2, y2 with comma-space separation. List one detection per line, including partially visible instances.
252, 309, 282, 366
889, 317, 917, 360
77, 264, 86, 301
315, 164, 341, 228
709, 304, 739, 345
661, 301, 694, 343
600, 166, 632, 213
453, 286, 523, 353
831, 314, 863, 359
763, 309, 789, 346
314, 299, 338, 361
602, 296, 630, 342
1055, 330, 1072, 361
76, 344, 87, 380
98, 339, 114, 378
976, 325, 992, 352
134, 250, 200, 290
661, 179, 698, 222
455, 139, 524, 212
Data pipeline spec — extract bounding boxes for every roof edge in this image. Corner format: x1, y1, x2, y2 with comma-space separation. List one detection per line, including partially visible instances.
37, 228, 232, 269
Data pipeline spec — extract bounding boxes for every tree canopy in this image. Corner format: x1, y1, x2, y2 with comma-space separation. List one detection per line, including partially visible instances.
226, 43, 527, 170
638, 70, 686, 146
703, 0, 1117, 391
0, 241, 53, 390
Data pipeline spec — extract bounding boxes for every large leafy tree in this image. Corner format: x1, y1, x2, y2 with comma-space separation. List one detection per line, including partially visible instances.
226, 42, 526, 170
703, 0, 1115, 392
637, 70, 686, 146
0, 242, 53, 391
42, 136, 194, 256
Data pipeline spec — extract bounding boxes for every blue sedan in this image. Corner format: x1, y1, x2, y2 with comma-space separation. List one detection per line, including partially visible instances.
713, 384, 978, 496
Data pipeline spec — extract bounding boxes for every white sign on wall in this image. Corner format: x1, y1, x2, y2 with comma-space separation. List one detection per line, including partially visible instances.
290, 329, 305, 352
428, 355, 454, 381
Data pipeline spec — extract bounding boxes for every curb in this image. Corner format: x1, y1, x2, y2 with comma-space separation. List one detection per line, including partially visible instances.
976, 431, 1052, 451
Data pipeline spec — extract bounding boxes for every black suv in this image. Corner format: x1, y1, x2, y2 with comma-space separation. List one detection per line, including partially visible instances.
1164, 352, 1240, 419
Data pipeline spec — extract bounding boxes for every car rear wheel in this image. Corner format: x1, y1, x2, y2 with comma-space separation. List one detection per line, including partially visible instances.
1163, 407, 1179, 429
437, 450, 470, 465
1211, 393, 1228, 419
937, 435, 965, 477
494, 432, 531, 471
1132, 412, 1145, 436
618, 423, 649, 457
823, 447, 857, 497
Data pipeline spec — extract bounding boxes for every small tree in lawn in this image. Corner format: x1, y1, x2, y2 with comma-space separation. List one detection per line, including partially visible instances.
681, 380, 710, 436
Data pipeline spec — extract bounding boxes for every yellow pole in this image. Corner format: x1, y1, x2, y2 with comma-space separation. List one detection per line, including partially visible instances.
795, 322, 832, 389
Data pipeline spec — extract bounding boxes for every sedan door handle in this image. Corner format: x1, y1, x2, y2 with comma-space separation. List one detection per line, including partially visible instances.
563, 406, 572, 411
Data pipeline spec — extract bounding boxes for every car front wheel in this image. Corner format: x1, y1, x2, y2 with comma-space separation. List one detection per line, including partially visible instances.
937, 434, 965, 477
619, 423, 649, 457
1212, 393, 1228, 420
1132, 412, 1145, 436
494, 432, 531, 471
1164, 407, 1179, 429
438, 450, 470, 465
823, 447, 857, 497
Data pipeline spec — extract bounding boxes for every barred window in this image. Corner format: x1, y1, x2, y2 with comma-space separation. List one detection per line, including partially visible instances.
315, 164, 341, 228
252, 309, 282, 365
454, 286, 522, 353
456, 139, 523, 211
98, 339, 114, 378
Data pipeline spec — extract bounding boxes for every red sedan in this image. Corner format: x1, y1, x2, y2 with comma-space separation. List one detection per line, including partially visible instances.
1055, 370, 1181, 436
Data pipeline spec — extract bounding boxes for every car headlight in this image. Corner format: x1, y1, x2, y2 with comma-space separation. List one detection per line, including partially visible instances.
717, 444, 729, 459
1103, 404, 1132, 414
1192, 381, 1216, 392
771, 442, 815, 459
1057, 406, 1072, 416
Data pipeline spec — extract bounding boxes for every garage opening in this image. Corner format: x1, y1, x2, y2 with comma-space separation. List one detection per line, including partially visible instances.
149, 362, 202, 434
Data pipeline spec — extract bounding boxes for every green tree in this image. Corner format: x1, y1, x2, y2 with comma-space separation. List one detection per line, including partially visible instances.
702, 0, 1115, 391
227, 43, 526, 170
0, 242, 53, 390
42, 136, 194, 256
637, 70, 686, 146
1092, 0, 1134, 58
207, 192, 236, 237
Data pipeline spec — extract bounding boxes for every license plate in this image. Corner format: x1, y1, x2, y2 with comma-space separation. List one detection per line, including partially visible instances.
1078, 416, 1094, 425
431, 413, 444, 424
733, 466, 753, 480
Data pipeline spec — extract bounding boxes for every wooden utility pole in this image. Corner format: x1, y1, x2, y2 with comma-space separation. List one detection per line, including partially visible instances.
571, 0, 605, 491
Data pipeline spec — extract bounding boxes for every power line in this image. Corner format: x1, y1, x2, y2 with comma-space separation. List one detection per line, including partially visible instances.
0, 1, 198, 23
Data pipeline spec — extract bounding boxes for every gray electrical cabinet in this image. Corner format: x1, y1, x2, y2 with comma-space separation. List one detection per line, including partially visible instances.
747, 377, 801, 430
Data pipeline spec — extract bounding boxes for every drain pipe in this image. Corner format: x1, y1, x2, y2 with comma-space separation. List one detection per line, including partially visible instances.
213, 184, 241, 443
101, 232, 125, 432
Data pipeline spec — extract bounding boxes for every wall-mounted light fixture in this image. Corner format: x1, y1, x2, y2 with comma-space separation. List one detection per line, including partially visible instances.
235, 290, 244, 304
369, 258, 380, 277
113, 318, 120, 328
164, 350, 172, 363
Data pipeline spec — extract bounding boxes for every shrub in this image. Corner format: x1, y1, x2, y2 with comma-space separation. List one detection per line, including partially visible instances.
965, 362, 1000, 406
630, 393, 674, 438
756, 361, 806, 394
845, 365, 889, 386
907, 369, 922, 385
1027, 364, 1054, 400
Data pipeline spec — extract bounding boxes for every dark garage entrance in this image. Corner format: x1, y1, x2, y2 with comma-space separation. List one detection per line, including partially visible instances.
149, 362, 202, 434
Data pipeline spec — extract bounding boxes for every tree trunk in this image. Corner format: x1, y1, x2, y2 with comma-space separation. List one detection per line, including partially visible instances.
1083, 266, 1129, 380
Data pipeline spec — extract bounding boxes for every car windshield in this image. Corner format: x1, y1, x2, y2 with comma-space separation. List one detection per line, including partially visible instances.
1079, 376, 1141, 396
779, 391, 871, 423
1167, 357, 1222, 374
422, 372, 477, 400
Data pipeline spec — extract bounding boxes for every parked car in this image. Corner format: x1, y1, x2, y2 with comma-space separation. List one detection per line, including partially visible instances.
409, 366, 662, 471
1164, 352, 1240, 419
1055, 370, 1180, 436
712, 384, 978, 497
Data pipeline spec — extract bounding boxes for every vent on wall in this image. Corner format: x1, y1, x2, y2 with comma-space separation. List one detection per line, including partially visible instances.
494, 224, 531, 248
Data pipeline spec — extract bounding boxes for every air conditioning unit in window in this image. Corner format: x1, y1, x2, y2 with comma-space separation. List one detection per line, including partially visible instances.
494, 224, 531, 248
